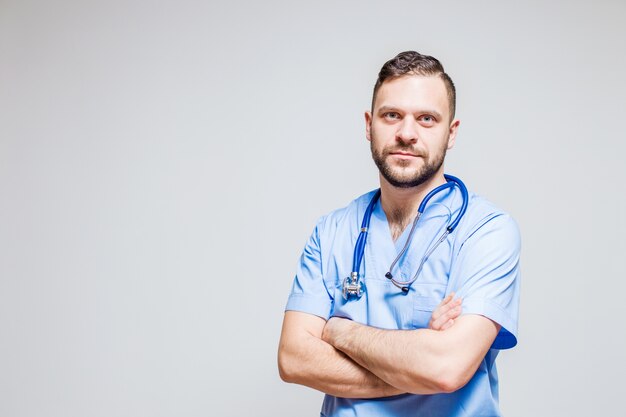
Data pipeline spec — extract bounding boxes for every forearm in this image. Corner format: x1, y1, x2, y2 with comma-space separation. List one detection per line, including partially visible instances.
323, 316, 498, 395
278, 312, 404, 398
327, 321, 447, 394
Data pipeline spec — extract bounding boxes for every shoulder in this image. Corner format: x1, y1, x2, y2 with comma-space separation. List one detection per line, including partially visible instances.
457, 192, 521, 251
313, 189, 378, 235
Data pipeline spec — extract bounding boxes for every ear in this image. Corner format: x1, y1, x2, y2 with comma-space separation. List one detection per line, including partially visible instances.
365, 111, 373, 142
447, 119, 460, 150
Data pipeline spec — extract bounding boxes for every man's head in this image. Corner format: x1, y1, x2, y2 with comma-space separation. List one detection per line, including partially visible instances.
366, 51, 460, 189
372, 51, 456, 119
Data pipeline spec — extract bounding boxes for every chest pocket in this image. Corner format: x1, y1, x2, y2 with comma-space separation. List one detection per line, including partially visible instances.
331, 279, 422, 330
412, 284, 447, 329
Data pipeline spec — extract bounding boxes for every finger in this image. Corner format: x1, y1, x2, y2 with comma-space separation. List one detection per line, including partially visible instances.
438, 292, 455, 309
431, 295, 460, 322
430, 294, 454, 322
440, 318, 455, 331
431, 303, 462, 330
442, 292, 455, 305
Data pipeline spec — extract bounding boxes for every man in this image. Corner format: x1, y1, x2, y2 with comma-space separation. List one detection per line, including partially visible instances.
278, 51, 521, 416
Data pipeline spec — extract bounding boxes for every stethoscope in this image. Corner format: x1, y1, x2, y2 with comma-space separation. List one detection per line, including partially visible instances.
342, 174, 469, 300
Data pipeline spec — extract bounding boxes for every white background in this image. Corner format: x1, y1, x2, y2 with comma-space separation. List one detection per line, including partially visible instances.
1, 0, 625, 416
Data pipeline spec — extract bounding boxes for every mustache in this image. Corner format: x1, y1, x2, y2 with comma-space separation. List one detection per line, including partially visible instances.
384, 146, 425, 156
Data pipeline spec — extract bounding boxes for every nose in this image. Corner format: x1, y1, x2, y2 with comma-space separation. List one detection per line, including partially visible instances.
396, 118, 419, 144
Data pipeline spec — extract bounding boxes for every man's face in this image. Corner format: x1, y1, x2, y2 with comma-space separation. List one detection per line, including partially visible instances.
366, 75, 459, 188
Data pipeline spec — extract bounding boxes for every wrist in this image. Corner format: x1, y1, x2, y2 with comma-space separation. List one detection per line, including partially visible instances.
332, 318, 357, 351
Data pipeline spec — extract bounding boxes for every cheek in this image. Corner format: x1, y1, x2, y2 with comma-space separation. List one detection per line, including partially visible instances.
371, 122, 396, 138
445, 132, 455, 149
369, 128, 386, 149
421, 128, 449, 149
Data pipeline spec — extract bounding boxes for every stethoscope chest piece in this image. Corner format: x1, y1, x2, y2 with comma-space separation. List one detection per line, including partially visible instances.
342, 272, 363, 299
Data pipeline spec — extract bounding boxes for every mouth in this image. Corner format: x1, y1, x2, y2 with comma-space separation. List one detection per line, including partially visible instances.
389, 151, 420, 158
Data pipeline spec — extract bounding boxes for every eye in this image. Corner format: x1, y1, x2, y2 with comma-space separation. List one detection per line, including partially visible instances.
383, 112, 401, 121
419, 115, 436, 126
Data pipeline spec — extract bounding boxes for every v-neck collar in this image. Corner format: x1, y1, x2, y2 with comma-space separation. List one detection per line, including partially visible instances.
366, 185, 461, 282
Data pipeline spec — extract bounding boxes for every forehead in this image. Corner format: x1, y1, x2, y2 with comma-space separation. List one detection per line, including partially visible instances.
374, 75, 449, 115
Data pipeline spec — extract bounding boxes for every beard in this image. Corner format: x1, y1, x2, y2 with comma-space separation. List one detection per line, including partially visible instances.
370, 137, 448, 189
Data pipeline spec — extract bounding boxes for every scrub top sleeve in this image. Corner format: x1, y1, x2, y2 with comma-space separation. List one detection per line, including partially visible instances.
451, 214, 521, 349
285, 218, 333, 320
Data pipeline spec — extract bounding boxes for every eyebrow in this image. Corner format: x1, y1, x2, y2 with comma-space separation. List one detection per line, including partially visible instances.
377, 105, 443, 120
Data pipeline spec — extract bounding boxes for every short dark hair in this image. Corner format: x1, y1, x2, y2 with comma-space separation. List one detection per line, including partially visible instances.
372, 51, 456, 119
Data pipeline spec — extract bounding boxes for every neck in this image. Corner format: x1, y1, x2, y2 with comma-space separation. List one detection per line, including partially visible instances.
380, 172, 447, 241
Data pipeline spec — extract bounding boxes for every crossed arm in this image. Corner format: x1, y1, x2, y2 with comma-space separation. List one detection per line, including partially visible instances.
278, 294, 499, 398
278, 311, 402, 398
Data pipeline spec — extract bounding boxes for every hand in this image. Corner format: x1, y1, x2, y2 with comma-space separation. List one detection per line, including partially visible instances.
322, 316, 352, 347
428, 292, 462, 331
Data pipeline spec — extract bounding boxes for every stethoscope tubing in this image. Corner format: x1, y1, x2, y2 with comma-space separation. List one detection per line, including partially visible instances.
347, 175, 468, 297
351, 189, 380, 276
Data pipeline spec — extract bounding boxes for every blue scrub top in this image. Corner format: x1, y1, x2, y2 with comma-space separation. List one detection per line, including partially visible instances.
285, 183, 521, 417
